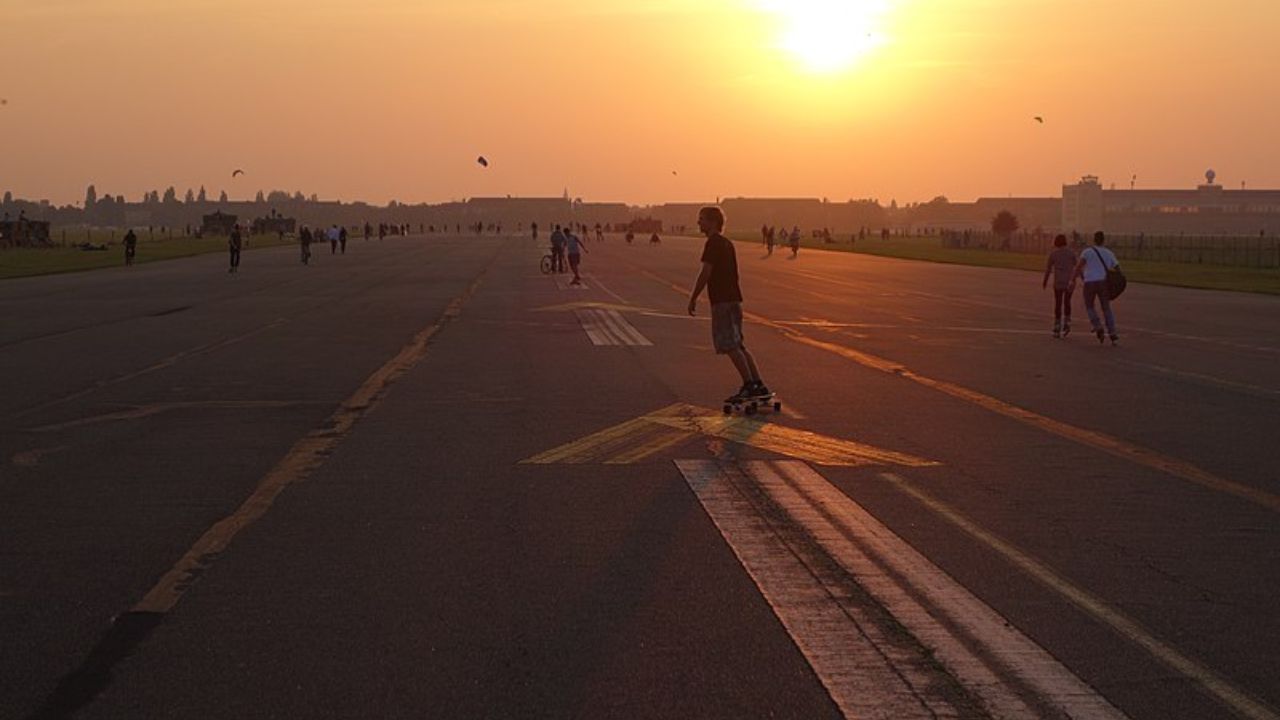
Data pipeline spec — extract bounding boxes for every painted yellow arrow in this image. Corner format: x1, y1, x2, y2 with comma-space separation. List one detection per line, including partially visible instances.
532, 301, 654, 314
521, 403, 938, 467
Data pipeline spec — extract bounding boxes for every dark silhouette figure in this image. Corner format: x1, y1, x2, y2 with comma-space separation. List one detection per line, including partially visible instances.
123, 229, 137, 266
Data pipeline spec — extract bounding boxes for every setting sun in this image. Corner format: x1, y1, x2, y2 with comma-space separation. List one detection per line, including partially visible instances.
755, 0, 892, 73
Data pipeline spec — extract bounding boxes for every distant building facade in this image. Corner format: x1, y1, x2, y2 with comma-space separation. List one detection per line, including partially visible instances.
201, 211, 238, 236
0, 216, 52, 247
252, 213, 296, 235
909, 197, 1061, 233
1063, 172, 1280, 237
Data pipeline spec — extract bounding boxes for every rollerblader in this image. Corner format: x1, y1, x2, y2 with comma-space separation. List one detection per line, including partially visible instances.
1074, 231, 1121, 345
1042, 234, 1077, 337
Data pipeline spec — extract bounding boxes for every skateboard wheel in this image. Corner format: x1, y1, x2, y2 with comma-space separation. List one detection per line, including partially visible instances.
745, 404, 757, 416
723, 404, 732, 415
773, 402, 782, 412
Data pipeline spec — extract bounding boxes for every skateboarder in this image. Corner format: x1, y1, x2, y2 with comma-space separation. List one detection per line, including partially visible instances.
687, 206, 771, 403
1042, 234, 1077, 337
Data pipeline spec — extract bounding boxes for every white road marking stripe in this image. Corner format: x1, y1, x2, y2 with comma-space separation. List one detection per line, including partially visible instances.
594, 308, 626, 345
574, 308, 652, 346
582, 273, 630, 305
882, 471, 1280, 720
679, 457, 1131, 720
599, 308, 652, 346
574, 309, 613, 345
675, 460, 943, 720
767, 462, 1128, 720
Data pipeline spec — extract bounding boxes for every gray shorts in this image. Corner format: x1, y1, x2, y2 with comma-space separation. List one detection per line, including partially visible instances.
711, 301, 744, 354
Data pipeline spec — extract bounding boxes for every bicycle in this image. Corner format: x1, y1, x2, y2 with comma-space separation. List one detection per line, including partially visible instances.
540, 250, 554, 274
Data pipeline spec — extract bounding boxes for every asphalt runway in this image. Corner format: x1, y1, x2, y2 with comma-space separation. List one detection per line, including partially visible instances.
2, 233, 1278, 719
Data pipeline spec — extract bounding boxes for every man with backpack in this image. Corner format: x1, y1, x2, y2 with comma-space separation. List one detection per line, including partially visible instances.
1074, 231, 1121, 345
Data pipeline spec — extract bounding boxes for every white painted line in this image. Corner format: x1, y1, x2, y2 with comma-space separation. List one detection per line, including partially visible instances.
678, 457, 1132, 720
765, 462, 1129, 719
574, 308, 652, 346
583, 273, 630, 306
599, 308, 652, 346
595, 308, 630, 345
882, 471, 1280, 720
675, 459, 943, 720
575, 309, 613, 345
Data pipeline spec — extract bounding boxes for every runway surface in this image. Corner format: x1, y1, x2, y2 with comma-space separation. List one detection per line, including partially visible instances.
2, 233, 1278, 719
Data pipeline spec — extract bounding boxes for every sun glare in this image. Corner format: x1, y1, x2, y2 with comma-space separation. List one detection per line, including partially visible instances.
755, 0, 892, 73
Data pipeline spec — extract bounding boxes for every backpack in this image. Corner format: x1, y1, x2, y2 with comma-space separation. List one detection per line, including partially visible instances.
1091, 247, 1127, 300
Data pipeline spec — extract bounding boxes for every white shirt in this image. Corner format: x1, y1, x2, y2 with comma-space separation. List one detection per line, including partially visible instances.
1080, 245, 1118, 283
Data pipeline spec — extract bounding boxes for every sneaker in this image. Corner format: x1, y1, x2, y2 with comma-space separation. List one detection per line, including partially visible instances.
1095, 328, 1105, 344
724, 383, 753, 404
1062, 321, 1071, 338
748, 381, 772, 399
1052, 329, 1061, 339
1110, 334, 1119, 346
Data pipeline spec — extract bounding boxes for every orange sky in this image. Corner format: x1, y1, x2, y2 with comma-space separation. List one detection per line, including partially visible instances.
3, 0, 1277, 206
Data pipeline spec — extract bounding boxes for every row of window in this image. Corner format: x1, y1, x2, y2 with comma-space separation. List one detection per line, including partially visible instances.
1105, 206, 1280, 214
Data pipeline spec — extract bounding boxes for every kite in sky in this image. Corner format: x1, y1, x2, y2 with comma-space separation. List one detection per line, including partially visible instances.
476, 156, 489, 168
232, 169, 245, 177
1033, 116, 1044, 124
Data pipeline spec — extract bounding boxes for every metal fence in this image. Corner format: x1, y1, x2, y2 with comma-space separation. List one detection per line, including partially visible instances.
940, 231, 1280, 269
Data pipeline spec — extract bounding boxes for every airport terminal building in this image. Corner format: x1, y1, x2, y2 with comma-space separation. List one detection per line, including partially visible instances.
1063, 173, 1280, 237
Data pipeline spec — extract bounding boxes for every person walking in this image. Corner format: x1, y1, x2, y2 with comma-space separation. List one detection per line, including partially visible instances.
550, 224, 567, 273
687, 206, 771, 403
328, 225, 339, 254
789, 226, 801, 258
339, 225, 348, 254
566, 228, 588, 285
228, 225, 243, 273
299, 225, 313, 265
1073, 231, 1121, 345
1042, 233, 1077, 337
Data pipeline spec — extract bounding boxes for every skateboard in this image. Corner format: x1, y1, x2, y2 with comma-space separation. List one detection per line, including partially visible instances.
724, 393, 781, 416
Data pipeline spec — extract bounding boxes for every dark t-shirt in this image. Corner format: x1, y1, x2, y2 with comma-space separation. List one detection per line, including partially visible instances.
700, 234, 742, 304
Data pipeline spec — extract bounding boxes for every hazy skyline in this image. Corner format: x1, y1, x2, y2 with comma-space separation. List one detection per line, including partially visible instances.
4, 0, 1278, 206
